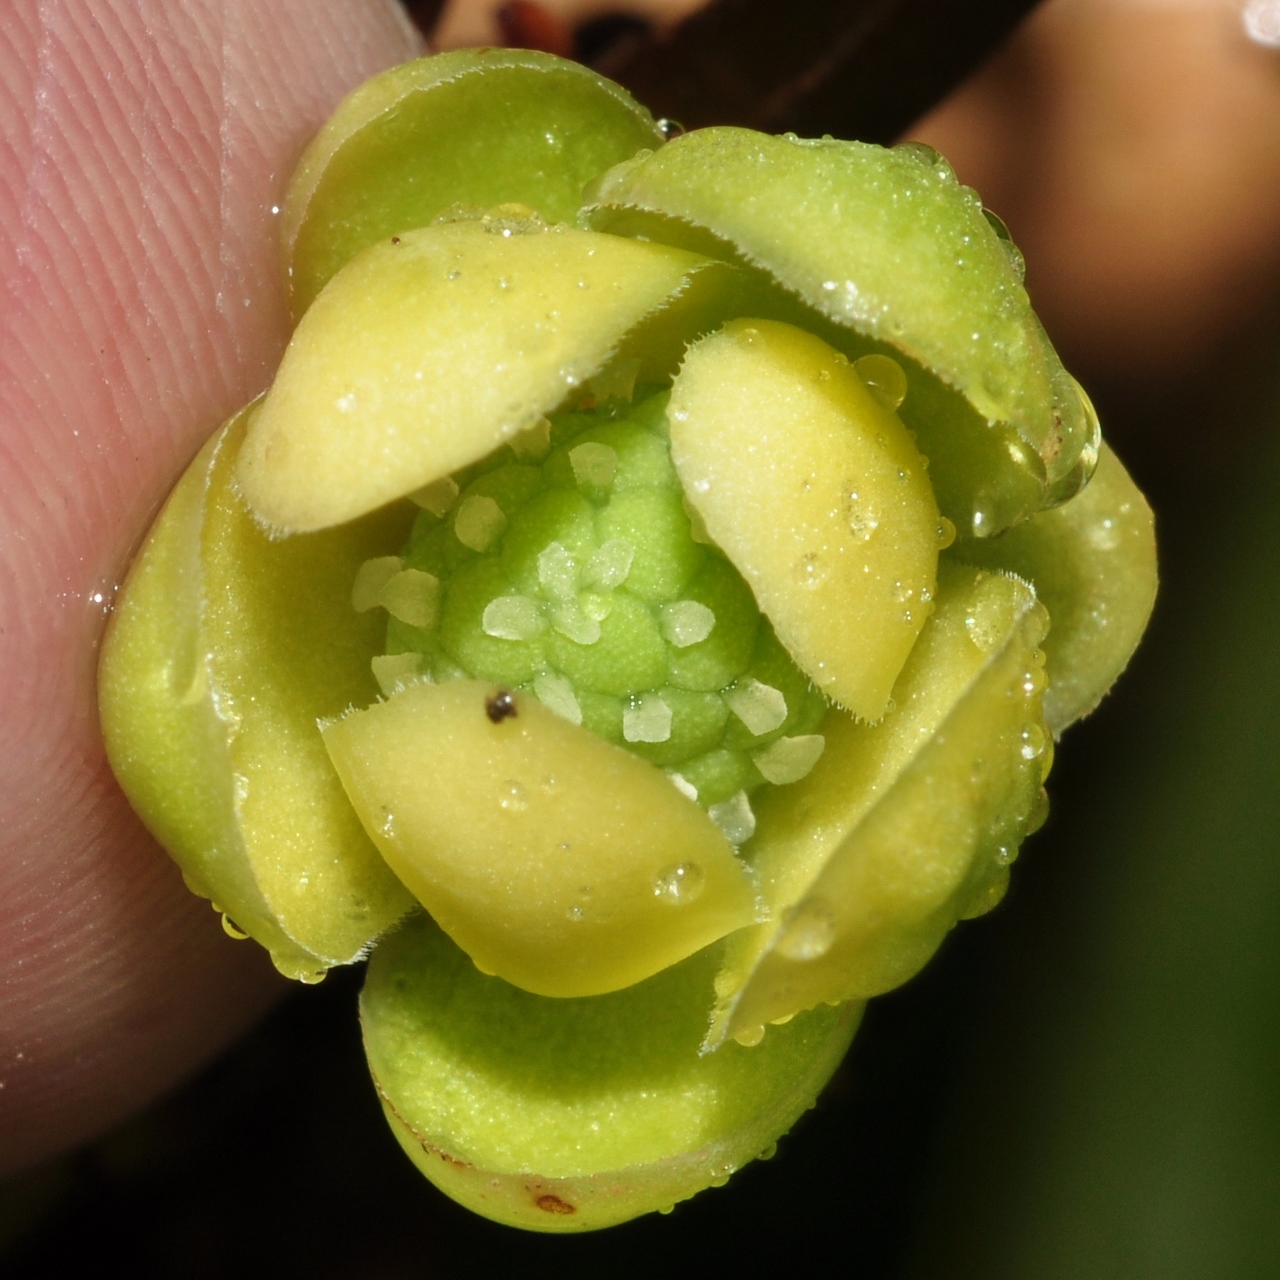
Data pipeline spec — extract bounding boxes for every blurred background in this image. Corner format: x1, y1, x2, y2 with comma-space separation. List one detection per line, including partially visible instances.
3, 0, 1280, 1274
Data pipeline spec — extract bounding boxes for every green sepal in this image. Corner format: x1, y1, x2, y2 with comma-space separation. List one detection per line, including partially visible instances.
582, 129, 1099, 536
954, 441, 1157, 734
361, 914, 860, 1231
284, 49, 665, 318
710, 562, 1051, 1044
98, 406, 415, 979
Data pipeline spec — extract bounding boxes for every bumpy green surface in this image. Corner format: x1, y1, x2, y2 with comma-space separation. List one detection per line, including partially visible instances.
380, 388, 827, 807
362, 914, 860, 1231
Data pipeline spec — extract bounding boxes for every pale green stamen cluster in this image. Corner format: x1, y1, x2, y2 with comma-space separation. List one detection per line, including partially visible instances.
353, 387, 828, 830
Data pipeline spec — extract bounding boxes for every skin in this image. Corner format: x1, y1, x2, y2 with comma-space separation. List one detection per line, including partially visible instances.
0, 0, 421, 1175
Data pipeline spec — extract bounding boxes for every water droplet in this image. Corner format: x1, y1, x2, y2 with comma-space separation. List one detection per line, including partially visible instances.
659, 1204, 675, 1216
758, 1141, 779, 1161
297, 969, 327, 985
725, 679, 788, 735
770, 1014, 794, 1026
567, 905, 585, 922
775, 898, 836, 961
1088, 516, 1120, 552
936, 516, 957, 549
1022, 665, 1048, 697
737, 326, 760, 348
448, 269, 461, 280
893, 580, 913, 603
793, 552, 830, 588
816, 368, 831, 382
657, 117, 685, 139
1025, 785, 1050, 834
379, 808, 396, 839
499, 780, 529, 813
654, 861, 705, 904
497, 275, 512, 291
845, 491, 880, 542
853, 353, 907, 409
659, 599, 715, 647
995, 844, 1014, 866
733, 1025, 765, 1047
221, 913, 249, 940
710, 1174, 731, 1188
964, 580, 1015, 652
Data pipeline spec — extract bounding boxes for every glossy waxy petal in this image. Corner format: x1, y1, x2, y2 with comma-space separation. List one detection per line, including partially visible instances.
670, 319, 939, 720
238, 220, 726, 532
709, 563, 1050, 1045
322, 681, 757, 998
99, 408, 415, 979
956, 443, 1157, 734
285, 49, 664, 317
584, 130, 1099, 534
362, 915, 860, 1232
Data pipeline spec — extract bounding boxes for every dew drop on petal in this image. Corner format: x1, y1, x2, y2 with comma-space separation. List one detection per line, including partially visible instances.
653, 860, 705, 904
793, 551, 830, 587
498, 780, 529, 813
733, 1025, 765, 1047
1020, 722, 1047, 761
853, 353, 907, 409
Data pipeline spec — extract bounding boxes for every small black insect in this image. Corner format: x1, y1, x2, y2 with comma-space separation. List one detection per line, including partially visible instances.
485, 690, 518, 723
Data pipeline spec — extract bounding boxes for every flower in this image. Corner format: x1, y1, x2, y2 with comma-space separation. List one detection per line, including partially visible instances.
98, 49, 1156, 1231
